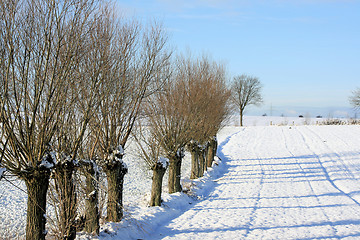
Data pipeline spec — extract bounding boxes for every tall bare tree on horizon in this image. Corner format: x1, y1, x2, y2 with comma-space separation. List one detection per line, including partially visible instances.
350, 88, 360, 110
230, 74, 263, 127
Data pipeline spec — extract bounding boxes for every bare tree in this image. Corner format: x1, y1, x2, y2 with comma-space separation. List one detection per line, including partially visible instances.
202, 61, 230, 169
350, 88, 360, 110
92, 19, 171, 221
144, 78, 192, 194
133, 123, 169, 206
48, 4, 107, 239
77, 133, 101, 235
176, 54, 230, 179
230, 74, 263, 126
0, 0, 99, 239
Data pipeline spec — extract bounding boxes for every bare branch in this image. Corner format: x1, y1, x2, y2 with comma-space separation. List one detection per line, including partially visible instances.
350, 88, 360, 110
230, 74, 263, 126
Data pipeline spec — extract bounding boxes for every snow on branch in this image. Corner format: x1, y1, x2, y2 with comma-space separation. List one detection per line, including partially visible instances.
158, 157, 169, 169
0, 167, 6, 180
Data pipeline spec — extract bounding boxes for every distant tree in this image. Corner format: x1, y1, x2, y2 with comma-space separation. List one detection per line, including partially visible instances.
350, 88, 360, 110
230, 75, 263, 126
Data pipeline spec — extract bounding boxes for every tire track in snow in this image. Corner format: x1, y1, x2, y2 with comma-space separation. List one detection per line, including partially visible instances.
324, 127, 360, 175
147, 126, 360, 240
282, 128, 339, 237
306, 126, 356, 180
176, 129, 246, 227
214, 127, 264, 238
297, 126, 360, 207
242, 127, 266, 239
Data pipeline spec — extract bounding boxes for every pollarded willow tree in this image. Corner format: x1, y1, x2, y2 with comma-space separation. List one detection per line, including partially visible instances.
66, 6, 120, 236
200, 60, 231, 169
133, 122, 170, 207
77, 133, 101, 235
142, 53, 230, 194
91, 18, 171, 221
48, 3, 109, 238
0, 0, 100, 239
230, 74, 263, 127
177, 55, 230, 179
143, 77, 193, 194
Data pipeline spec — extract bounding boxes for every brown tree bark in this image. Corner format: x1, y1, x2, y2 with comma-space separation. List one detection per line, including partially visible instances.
149, 162, 167, 206
240, 109, 244, 127
104, 157, 128, 222
206, 136, 217, 168
168, 154, 182, 194
198, 147, 205, 178
54, 160, 77, 240
189, 142, 200, 179
203, 144, 208, 173
22, 169, 50, 240
82, 161, 99, 235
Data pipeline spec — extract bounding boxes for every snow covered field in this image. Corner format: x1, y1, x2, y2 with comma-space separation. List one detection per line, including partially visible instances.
146, 125, 360, 240
1, 117, 360, 239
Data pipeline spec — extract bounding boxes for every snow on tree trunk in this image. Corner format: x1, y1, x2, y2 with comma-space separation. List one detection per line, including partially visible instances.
104, 149, 128, 222
82, 160, 99, 235
23, 169, 50, 240
149, 158, 168, 206
168, 153, 182, 194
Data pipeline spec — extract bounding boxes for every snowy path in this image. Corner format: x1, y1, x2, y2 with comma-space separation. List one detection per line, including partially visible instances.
148, 125, 360, 240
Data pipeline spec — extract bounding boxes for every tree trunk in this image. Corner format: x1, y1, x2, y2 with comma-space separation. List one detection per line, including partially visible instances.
149, 162, 167, 206
206, 136, 217, 168
23, 169, 50, 240
203, 144, 208, 173
54, 160, 77, 240
240, 109, 244, 127
168, 153, 182, 194
104, 159, 128, 222
189, 142, 200, 179
82, 160, 99, 235
198, 147, 205, 177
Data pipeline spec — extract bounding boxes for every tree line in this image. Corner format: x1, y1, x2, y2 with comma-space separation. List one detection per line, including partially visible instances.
2, 1, 358, 237
0, 0, 259, 239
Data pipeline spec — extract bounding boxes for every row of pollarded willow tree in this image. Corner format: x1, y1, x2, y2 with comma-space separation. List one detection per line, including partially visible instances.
135, 54, 230, 206
0, 0, 229, 239
0, 0, 170, 239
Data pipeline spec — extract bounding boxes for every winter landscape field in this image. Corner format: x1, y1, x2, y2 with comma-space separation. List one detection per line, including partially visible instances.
1, 116, 360, 239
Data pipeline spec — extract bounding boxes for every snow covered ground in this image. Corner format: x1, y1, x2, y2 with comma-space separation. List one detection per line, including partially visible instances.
1, 116, 360, 239
146, 125, 360, 240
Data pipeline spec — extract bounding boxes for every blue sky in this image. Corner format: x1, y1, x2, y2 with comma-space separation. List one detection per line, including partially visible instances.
116, 0, 359, 117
